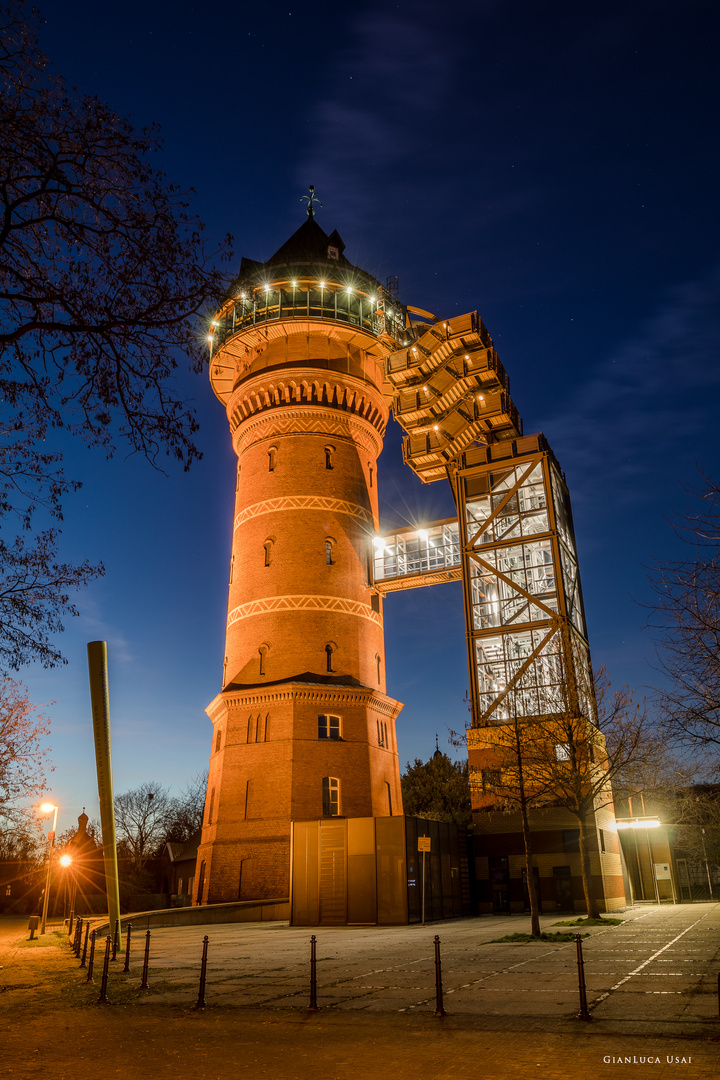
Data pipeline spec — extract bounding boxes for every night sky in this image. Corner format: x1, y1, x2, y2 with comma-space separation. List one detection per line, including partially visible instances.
21, 0, 720, 832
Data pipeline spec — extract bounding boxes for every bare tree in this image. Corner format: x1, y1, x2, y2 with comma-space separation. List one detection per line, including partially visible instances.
468, 656, 662, 921
0, 674, 51, 829
468, 708, 556, 937
164, 772, 207, 843
0, 3, 232, 668
113, 782, 172, 871
648, 473, 720, 762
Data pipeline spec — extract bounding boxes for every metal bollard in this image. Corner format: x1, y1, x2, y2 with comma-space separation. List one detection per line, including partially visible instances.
575, 934, 591, 1021
97, 935, 112, 1004
308, 934, 319, 1011
86, 930, 96, 982
140, 929, 151, 990
74, 917, 83, 956
111, 919, 120, 962
80, 921, 90, 968
68, 910, 75, 936
194, 935, 209, 1009
433, 935, 447, 1017
123, 923, 133, 973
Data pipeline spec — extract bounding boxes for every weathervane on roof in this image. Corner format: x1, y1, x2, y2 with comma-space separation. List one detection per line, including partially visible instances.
301, 184, 322, 218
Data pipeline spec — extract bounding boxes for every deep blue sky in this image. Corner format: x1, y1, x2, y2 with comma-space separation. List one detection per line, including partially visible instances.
20, 0, 720, 831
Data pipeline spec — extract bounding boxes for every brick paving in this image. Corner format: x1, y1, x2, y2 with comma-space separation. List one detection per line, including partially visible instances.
2, 905, 720, 1079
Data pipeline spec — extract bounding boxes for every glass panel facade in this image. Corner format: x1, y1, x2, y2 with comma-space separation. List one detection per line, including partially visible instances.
476, 628, 565, 720
459, 450, 593, 726
372, 522, 460, 584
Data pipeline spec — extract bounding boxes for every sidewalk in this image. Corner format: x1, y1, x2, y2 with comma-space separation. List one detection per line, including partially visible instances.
2, 906, 720, 1079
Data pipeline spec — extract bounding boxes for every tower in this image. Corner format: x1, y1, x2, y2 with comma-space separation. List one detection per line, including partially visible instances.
195, 210, 404, 904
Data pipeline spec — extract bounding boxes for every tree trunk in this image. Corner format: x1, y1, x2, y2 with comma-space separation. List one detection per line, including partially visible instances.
577, 812, 601, 919
519, 787, 541, 937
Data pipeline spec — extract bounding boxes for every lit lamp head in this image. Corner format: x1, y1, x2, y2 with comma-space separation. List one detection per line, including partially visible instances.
40, 802, 57, 814
616, 817, 662, 830
59, 854, 72, 868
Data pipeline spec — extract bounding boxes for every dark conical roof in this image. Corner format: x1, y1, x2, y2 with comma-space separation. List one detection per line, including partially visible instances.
266, 216, 349, 268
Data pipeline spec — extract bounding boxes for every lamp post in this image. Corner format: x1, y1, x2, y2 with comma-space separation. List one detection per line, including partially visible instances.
39, 802, 58, 935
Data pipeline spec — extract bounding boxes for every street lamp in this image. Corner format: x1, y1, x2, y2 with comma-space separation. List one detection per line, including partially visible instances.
39, 802, 58, 935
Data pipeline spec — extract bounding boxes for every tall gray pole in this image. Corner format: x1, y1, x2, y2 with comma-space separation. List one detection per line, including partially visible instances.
87, 641, 121, 935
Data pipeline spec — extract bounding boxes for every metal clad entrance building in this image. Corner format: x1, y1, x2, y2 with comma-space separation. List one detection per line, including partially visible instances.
290, 816, 470, 925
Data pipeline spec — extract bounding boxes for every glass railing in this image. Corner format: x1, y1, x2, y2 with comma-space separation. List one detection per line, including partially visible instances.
211, 284, 407, 352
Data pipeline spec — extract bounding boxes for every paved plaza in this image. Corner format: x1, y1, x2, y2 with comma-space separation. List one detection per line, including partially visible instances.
2, 904, 720, 1079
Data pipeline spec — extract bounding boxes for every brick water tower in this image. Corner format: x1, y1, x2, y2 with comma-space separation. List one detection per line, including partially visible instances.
194, 201, 405, 904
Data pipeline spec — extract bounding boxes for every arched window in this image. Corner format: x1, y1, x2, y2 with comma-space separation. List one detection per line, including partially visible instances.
325, 642, 336, 673
322, 777, 340, 817
324, 444, 335, 470
368, 465, 373, 489
215, 730, 222, 754
325, 537, 335, 565
236, 464, 241, 491
263, 539, 273, 567
196, 860, 206, 905
229, 555, 234, 583
268, 445, 277, 472
207, 787, 215, 824
375, 653, 381, 684
258, 644, 269, 677
385, 780, 393, 816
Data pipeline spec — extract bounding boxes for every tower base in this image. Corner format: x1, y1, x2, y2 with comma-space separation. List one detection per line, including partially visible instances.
195, 677, 403, 905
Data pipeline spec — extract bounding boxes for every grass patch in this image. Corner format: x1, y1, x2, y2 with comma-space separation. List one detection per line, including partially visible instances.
485, 931, 589, 944
553, 917, 624, 927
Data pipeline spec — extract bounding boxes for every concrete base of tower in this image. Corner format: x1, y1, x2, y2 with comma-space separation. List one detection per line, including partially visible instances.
470, 807, 626, 915
194, 676, 404, 906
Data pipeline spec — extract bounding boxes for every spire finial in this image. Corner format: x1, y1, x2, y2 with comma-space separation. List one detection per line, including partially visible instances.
300, 184, 322, 218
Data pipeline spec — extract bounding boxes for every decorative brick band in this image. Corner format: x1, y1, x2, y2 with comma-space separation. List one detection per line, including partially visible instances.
234, 495, 373, 531
233, 407, 384, 459
227, 594, 383, 628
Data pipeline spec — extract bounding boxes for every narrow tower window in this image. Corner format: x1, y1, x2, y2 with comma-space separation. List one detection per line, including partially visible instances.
207, 787, 215, 824
325, 642, 336, 673
325, 538, 335, 565
229, 555, 234, 583
215, 730, 222, 754
375, 653, 381, 684
268, 445, 277, 471
324, 444, 335, 470
322, 777, 340, 816
263, 539, 273, 567
385, 780, 392, 816
368, 465, 373, 488
258, 644, 268, 677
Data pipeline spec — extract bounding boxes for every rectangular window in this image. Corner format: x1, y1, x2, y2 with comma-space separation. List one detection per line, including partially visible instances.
599, 828, 606, 853
482, 768, 501, 789
177, 877, 183, 895
318, 714, 341, 739
555, 743, 571, 762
